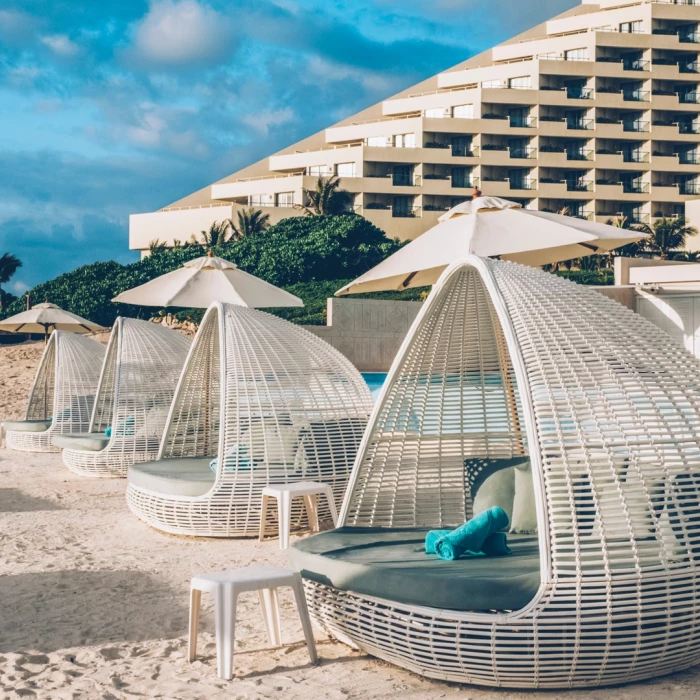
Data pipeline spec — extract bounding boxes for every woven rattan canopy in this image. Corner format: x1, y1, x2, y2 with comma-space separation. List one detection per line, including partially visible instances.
302, 255, 700, 688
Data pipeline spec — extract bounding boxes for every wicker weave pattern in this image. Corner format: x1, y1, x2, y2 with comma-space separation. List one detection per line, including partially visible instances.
126, 302, 374, 537
6, 332, 105, 453
306, 256, 700, 688
62, 318, 191, 477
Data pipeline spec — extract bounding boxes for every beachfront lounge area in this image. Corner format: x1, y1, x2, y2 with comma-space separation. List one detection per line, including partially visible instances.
57, 318, 191, 478
126, 302, 373, 538
3, 331, 105, 453
293, 257, 700, 688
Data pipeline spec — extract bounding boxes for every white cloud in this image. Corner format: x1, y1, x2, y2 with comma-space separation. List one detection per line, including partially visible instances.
127, 0, 236, 68
40, 34, 81, 57
11, 280, 30, 294
306, 56, 396, 94
242, 108, 295, 136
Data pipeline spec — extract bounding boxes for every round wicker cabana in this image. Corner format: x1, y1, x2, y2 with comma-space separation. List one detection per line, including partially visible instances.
290, 256, 700, 689
3, 331, 105, 453
58, 318, 191, 478
126, 301, 373, 537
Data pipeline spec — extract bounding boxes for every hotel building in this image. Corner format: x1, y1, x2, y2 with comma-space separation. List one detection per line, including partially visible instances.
130, 0, 700, 255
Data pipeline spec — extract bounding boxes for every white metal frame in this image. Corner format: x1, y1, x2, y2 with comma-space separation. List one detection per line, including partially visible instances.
303, 255, 700, 688
5, 331, 105, 453
61, 318, 191, 477
126, 302, 374, 537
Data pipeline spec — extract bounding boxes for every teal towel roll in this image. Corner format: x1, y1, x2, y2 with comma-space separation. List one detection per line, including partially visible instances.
425, 529, 512, 557
430, 507, 510, 561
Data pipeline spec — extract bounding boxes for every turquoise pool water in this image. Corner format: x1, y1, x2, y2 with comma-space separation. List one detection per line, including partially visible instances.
361, 372, 387, 402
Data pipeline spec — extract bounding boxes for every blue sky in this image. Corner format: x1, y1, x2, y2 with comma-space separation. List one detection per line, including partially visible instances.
0, 0, 575, 292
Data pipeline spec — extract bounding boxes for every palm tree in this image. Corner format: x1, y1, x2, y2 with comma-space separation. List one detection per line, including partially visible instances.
633, 216, 698, 259
197, 221, 232, 249
0, 252, 22, 310
294, 175, 354, 216
605, 216, 645, 260
148, 239, 168, 255
228, 208, 270, 240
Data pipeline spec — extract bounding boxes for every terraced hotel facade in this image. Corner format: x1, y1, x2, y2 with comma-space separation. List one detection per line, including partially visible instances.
130, 0, 700, 254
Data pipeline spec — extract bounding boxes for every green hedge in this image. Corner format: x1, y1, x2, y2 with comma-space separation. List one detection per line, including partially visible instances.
0, 215, 404, 327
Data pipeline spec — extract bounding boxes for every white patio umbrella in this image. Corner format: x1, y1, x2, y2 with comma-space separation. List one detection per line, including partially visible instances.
0, 302, 105, 343
336, 197, 647, 296
111, 252, 303, 308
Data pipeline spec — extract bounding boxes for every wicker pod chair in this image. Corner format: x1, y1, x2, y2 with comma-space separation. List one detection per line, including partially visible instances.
126, 301, 373, 537
57, 318, 191, 478
3, 331, 105, 453
290, 255, 700, 689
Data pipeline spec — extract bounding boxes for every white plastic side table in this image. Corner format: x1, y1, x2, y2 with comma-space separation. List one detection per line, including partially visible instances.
259, 481, 338, 550
188, 565, 318, 680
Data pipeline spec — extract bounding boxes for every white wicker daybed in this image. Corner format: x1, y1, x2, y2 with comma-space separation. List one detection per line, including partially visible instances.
126, 301, 373, 537
289, 256, 700, 689
56, 318, 191, 477
3, 331, 105, 453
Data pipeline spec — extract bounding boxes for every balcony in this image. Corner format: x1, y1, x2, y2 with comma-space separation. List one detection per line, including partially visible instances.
623, 151, 649, 163
680, 62, 700, 74
567, 118, 594, 131
510, 147, 538, 160
622, 119, 649, 133
622, 182, 650, 194
679, 92, 700, 104
483, 178, 537, 196
622, 58, 650, 72
680, 182, 700, 194
567, 149, 594, 161
622, 89, 649, 102
567, 179, 594, 192
679, 31, 700, 44
566, 87, 594, 100
509, 116, 537, 128
392, 206, 422, 218
679, 121, 700, 133
451, 145, 479, 157
652, 184, 680, 199
392, 173, 420, 187
452, 176, 479, 189
679, 152, 700, 164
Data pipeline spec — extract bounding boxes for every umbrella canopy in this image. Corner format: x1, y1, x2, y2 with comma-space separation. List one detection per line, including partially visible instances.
336, 197, 646, 296
0, 303, 105, 340
111, 254, 304, 308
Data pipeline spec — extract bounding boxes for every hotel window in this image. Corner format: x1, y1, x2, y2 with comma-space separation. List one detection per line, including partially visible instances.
482, 79, 505, 88
425, 107, 446, 118
366, 136, 388, 147
394, 133, 416, 148
336, 162, 356, 177
275, 192, 295, 208
508, 76, 532, 90
249, 194, 274, 207
308, 165, 333, 176
620, 21, 642, 33
452, 104, 474, 119
564, 48, 588, 61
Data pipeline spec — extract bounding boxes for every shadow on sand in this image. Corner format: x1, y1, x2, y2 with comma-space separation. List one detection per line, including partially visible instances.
0, 569, 188, 653
0, 488, 63, 513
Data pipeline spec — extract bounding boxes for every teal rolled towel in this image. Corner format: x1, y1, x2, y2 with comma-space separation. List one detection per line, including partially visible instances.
432, 507, 510, 561
425, 530, 511, 556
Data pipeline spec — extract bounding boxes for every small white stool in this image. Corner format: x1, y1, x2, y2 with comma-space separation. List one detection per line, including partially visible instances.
259, 481, 338, 550
188, 565, 318, 680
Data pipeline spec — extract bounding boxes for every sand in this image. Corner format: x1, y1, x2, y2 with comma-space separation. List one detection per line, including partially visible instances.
3, 340, 700, 699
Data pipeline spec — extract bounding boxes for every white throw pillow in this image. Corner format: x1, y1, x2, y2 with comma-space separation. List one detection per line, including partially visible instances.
244, 420, 300, 465
510, 462, 538, 534
472, 467, 515, 522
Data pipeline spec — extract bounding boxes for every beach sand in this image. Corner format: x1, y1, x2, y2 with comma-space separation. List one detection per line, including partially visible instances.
3, 340, 700, 698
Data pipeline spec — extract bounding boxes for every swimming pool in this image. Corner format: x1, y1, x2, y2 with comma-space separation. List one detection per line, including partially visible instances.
361, 372, 387, 402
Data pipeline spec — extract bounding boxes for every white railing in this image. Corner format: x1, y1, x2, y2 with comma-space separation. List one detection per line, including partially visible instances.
159, 203, 232, 213
234, 172, 304, 183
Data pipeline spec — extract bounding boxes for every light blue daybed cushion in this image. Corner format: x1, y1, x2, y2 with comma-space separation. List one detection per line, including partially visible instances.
52, 433, 110, 452
288, 527, 540, 612
128, 458, 215, 497
3, 420, 52, 433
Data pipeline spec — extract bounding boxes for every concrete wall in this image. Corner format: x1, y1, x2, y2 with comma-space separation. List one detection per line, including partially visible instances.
303, 297, 423, 372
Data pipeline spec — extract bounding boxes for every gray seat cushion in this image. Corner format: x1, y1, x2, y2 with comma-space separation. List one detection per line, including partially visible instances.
3, 420, 52, 433
289, 527, 540, 612
52, 433, 110, 452
128, 458, 215, 497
